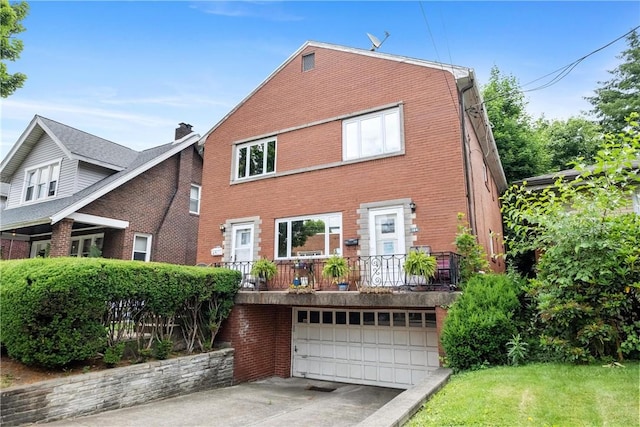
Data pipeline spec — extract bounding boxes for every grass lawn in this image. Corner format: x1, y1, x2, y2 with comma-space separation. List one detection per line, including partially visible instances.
407, 362, 639, 426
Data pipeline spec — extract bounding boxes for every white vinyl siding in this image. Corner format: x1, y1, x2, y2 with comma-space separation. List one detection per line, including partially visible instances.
7, 134, 67, 208
76, 162, 113, 192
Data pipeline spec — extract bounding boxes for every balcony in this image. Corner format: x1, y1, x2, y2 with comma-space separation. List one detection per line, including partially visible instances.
212, 252, 461, 292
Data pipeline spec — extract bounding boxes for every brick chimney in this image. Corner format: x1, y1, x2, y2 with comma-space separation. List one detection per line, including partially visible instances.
175, 122, 193, 140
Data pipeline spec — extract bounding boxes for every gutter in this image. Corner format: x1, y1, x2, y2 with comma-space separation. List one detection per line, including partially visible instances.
459, 76, 477, 235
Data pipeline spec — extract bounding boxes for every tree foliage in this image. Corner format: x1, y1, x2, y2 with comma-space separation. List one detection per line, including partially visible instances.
0, 0, 28, 98
501, 114, 640, 362
586, 30, 640, 134
482, 66, 548, 183
536, 116, 603, 172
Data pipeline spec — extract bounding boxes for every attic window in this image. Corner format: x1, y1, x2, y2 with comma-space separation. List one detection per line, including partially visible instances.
302, 53, 315, 72
24, 161, 60, 202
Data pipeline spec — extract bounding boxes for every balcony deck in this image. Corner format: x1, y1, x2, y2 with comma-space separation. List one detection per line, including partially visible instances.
213, 252, 461, 293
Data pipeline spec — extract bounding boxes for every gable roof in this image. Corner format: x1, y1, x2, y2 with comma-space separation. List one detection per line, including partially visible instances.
199, 40, 507, 192
0, 115, 137, 182
0, 127, 201, 231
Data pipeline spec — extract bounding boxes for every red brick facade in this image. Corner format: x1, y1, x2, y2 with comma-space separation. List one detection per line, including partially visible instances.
79, 146, 202, 265
201, 43, 506, 384
218, 305, 292, 383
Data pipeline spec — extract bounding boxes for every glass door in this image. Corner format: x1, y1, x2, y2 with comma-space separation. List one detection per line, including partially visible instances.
368, 206, 405, 286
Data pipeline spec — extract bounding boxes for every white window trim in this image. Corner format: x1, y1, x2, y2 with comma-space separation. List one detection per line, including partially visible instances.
275, 212, 343, 260
22, 158, 62, 204
190, 184, 201, 215
342, 106, 403, 161
70, 233, 104, 257
234, 137, 277, 181
634, 188, 640, 214
132, 233, 153, 262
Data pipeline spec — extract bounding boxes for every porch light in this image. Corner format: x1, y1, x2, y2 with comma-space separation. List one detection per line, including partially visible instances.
409, 201, 416, 213
219, 223, 226, 233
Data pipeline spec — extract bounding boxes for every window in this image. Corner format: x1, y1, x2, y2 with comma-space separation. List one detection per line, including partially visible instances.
343, 107, 402, 161
132, 233, 152, 262
235, 138, 276, 180
24, 161, 60, 202
190, 184, 201, 214
302, 53, 315, 71
70, 233, 104, 257
275, 213, 342, 259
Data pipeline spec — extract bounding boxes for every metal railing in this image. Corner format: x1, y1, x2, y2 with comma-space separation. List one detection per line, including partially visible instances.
212, 252, 461, 292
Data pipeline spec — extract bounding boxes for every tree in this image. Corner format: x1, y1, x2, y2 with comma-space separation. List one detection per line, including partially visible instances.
0, 0, 29, 97
482, 66, 549, 183
536, 116, 603, 171
501, 114, 640, 362
586, 30, 640, 134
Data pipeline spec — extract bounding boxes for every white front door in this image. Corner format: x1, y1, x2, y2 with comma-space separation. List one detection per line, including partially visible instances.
368, 206, 406, 286
231, 224, 254, 282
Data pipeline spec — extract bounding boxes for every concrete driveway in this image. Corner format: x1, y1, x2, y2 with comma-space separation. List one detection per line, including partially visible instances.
42, 377, 402, 427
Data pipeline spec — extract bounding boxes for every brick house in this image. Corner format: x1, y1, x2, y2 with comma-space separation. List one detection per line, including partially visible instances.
0, 116, 202, 264
197, 41, 507, 389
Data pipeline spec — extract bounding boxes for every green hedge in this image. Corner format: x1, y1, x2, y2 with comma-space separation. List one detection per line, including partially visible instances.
441, 274, 521, 371
0, 257, 241, 368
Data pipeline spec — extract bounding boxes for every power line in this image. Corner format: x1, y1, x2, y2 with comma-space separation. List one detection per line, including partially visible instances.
468, 25, 640, 112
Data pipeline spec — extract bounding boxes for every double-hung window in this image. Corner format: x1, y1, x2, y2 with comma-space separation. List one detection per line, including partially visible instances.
190, 184, 201, 214
343, 107, 402, 161
276, 213, 342, 259
132, 233, 152, 262
235, 137, 276, 180
24, 161, 60, 202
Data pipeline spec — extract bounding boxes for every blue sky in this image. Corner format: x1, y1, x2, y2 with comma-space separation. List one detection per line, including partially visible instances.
1, 1, 639, 158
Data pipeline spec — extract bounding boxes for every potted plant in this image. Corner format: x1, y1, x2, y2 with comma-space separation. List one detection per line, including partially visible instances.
404, 250, 437, 287
322, 255, 350, 290
251, 258, 277, 290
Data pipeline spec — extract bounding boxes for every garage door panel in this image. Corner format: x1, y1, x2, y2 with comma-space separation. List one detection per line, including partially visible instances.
349, 329, 362, 343
394, 349, 410, 365
364, 346, 379, 362
363, 329, 376, 344
309, 328, 321, 340
409, 330, 426, 346
378, 347, 393, 363
394, 330, 408, 345
426, 331, 438, 347
335, 345, 348, 360
378, 330, 392, 345
427, 351, 440, 367
293, 308, 439, 390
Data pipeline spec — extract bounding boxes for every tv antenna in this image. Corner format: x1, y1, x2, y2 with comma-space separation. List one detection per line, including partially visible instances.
367, 31, 390, 51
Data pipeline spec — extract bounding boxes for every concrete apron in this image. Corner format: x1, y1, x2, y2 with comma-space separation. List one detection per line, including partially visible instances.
43, 370, 451, 427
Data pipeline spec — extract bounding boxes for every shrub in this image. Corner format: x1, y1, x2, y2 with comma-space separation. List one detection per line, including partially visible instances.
441, 274, 521, 371
103, 342, 126, 367
0, 257, 241, 368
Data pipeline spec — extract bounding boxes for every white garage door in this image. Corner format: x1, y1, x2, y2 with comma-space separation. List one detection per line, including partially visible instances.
292, 308, 440, 389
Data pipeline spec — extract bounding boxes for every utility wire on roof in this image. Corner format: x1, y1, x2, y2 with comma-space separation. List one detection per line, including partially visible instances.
418, 1, 460, 121
466, 25, 640, 113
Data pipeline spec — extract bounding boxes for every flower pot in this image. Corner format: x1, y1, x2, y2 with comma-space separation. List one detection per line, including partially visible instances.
338, 283, 348, 291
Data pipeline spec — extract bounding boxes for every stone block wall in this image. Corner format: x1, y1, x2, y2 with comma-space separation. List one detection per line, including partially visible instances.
0, 348, 234, 426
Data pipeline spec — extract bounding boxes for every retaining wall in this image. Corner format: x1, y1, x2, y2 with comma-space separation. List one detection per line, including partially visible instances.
0, 348, 234, 426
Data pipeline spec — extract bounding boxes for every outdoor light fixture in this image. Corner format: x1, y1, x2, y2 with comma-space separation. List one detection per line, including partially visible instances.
219, 223, 226, 233
409, 201, 416, 213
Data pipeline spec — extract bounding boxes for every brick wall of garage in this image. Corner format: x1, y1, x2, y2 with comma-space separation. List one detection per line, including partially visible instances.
218, 304, 292, 383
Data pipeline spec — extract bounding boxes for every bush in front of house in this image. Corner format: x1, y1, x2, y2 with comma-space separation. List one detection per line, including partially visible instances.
0, 257, 241, 368
441, 273, 522, 372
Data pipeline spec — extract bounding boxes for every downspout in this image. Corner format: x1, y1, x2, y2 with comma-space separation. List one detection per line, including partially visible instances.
459, 76, 477, 235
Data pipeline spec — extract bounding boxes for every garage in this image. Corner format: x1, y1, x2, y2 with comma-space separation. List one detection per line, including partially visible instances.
292, 308, 440, 389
